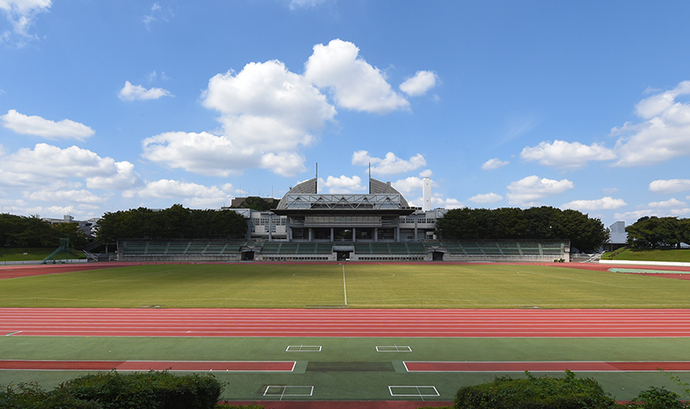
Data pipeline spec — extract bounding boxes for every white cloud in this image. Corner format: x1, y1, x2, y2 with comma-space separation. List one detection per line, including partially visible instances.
143, 2, 173, 31
520, 140, 616, 170
432, 196, 464, 210
561, 197, 627, 211
352, 150, 426, 176
1, 109, 95, 140
85, 161, 143, 191
138, 179, 232, 208
649, 179, 690, 194
399, 71, 439, 97
612, 81, 690, 166
144, 40, 426, 178
506, 175, 574, 207
0, 143, 138, 189
0, 0, 51, 42
321, 175, 366, 193
289, 0, 326, 9
469, 193, 503, 204
392, 176, 426, 194
260, 152, 306, 177
647, 198, 686, 208
118, 81, 173, 101
615, 208, 690, 223
27, 189, 106, 204
305, 39, 410, 114
481, 158, 509, 170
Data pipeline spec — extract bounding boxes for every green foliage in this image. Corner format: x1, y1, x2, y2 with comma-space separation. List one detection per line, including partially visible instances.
0, 382, 101, 409
96, 205, 247, 244
63, 370, 223, 409
436, 206, 608, 253
626, 386, 686, 408
232, 197, 279, 211
454, 370, 618, 409
0, 214, 60, 248
626, 216, 690, 249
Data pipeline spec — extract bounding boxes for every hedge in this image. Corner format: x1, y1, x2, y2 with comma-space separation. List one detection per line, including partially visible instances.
62, 370, 222, 409
454, 370, 618, 409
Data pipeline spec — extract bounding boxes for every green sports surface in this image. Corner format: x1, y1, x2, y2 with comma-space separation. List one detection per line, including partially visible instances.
2, 262, 690, 308
1, 336, 690, 401
2, 262, 690, 403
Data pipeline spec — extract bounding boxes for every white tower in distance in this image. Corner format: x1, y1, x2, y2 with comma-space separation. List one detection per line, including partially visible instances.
422, 177, 432, 212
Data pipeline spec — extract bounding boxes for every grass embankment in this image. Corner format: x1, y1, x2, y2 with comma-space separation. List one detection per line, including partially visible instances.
2, 263, 690, 308
0, 248, 57, 262
602, 248, 690, 262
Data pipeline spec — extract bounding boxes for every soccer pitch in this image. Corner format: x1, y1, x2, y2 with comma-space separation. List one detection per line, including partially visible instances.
2, 262, 690, 308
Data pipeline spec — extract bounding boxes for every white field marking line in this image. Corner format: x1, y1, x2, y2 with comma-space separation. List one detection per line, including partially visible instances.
286, 345, 321, 352
342, 264, 347, 306
376, 345, 412, 352
388, 386, 439, 400
264, 386, 314, 400
5, 331, 21, 336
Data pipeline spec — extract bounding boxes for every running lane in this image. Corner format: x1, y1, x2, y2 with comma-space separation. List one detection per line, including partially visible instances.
2, 308, 690, 337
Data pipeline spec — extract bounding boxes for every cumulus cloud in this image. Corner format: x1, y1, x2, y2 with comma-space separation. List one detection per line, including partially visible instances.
561, 197, 627, 211
481, 158, 509, 170
431, 196, 464, 210
612, 80, 690, 166
0, 0, 51, 43
144, 40, 430, 177
27, 189, 106, 204
352, 150, 426, 176
615, 207, 690, 223
399, 71, 439, 97
138, 179, 233, 208
506, 175, 574, 207
86, 161, 143, 191
0, 143, 140, 190
469, 193, 503, 204
321, 175, 366, 193
118, 81, 173, 101
649, 179, 690, 194
647, 198, 686, 208
392, 176, 427, 195
1, 109, 95, 140
520, 140, 616, 170
305, 39, 410, 113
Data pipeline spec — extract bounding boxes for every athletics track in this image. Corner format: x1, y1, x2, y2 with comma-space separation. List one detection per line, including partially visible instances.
2, 262, 690, 408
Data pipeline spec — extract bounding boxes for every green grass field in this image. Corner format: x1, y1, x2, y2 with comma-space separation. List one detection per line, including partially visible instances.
2, 263, 690, 308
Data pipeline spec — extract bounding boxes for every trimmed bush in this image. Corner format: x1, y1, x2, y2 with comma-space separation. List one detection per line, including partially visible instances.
63, 370, 223, 409
0, 382, 101, 409
454, 370, 619, 409
626, 386, 686, 408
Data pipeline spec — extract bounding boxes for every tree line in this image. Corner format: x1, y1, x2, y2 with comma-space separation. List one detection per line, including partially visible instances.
0, 213, 88, 248
625, 216, 690, 248
95, 204, 248, 245
435, 206, 609, 253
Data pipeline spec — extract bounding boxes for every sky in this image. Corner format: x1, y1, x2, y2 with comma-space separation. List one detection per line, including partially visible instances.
2, 0, 690, 228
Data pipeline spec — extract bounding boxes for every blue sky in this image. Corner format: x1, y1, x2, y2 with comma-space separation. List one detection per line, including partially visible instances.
2, 0, 690, 228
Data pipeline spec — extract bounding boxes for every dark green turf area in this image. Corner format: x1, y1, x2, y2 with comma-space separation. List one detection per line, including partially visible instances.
3, 263, 690, 308
1, 336, 689, 401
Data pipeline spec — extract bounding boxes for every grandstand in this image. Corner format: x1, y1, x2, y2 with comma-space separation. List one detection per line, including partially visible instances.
115, 177, 570, 263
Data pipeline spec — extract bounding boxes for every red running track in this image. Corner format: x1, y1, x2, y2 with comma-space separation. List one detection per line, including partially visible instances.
2, 308, 690, 337
404, 361, 690, 372
0, 360, 295, 372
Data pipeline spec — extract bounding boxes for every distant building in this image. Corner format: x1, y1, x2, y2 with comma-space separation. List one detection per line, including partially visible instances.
605, 221, 627, 251
42, 215, 99, 238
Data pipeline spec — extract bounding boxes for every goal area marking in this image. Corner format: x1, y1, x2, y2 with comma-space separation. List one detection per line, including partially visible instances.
377, 345, 412, 352
286, 345, 322, 352
388, 385, 439, 400
263, 385, 314, 400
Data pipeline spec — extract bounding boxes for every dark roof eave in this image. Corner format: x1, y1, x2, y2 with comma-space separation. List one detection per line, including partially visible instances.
271, 208, 418, 216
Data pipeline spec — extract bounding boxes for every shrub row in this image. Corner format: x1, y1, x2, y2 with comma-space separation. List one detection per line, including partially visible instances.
454, 371, 688, 409
0, 371, 227, 409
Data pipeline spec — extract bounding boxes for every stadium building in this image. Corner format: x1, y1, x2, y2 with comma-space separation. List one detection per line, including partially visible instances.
117, 177, 569, 263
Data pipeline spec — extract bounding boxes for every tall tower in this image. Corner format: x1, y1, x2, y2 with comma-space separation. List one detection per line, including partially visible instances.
422, 177, 432, 212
